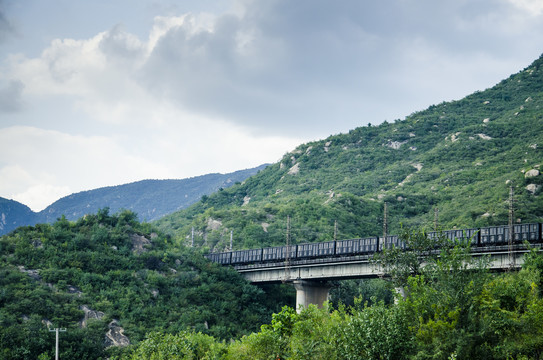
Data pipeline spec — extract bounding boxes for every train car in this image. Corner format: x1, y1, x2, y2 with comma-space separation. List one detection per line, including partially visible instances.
262, 245, 297, 262
297, 241, 336, 259
427, 228, 479, 246
382, 235, 405, 251
205, 252, 232, 265
336, 237, 379, 256
231, 248, 262, 264
512, 223, 541, 243
480, 225, 511, 246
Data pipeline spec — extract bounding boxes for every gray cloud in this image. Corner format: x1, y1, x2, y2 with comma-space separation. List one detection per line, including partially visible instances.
134, 0, 543, 137
0, 80, 24, 112
0, 0, 15, 43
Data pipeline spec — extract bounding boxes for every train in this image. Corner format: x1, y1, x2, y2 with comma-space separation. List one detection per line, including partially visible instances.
205, 223, 543, 266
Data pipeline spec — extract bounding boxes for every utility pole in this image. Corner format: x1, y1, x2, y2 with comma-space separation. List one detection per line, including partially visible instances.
49, 327, 66, 360
334, 220, 338, 242
382, 202, 388, 251
434, 207, 439, 231
508, 186, 515, 268
230, 230, 233, 251
284, 215, 291, 282
191, 227, 194, 247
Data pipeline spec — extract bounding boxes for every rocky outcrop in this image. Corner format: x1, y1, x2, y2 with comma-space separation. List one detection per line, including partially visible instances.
131, 234, 151, 254
17, 266, 41, 281
105, 320, 130, 348
288, 163, 300, 175
80, 305, 105, 328
385, 140, 408, 149
207, 218, 222, 231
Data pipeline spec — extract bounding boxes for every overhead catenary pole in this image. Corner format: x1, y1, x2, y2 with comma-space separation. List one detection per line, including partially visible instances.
434, 207, 439, 231
49, 327, 66, 360
284, 215, 291, 282
382, 202, 388, 251
230, 230, 233, 251
509, 186, 515, 268
334, 220, 338, 242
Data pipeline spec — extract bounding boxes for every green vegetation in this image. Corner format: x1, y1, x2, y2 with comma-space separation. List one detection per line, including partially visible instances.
116, 232, 543, 360
0, 209, 291, 359
156, 55, 543, 251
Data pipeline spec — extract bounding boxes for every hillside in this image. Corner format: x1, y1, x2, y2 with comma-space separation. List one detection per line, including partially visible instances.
0, 209, 291, 359
0, 165, 267, 236
156, 55, 543, 251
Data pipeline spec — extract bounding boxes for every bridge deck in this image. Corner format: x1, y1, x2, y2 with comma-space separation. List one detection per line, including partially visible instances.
234, 244, 540, 283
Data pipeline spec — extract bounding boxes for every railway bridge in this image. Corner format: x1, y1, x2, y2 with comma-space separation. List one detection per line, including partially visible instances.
207, 222, 543, 311
229, 245, 533, 311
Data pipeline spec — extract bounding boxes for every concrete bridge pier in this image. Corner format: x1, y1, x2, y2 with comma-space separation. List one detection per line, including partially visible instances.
292, 280, 331, 313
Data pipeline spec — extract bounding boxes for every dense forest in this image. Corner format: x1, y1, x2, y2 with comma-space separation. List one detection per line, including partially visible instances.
0, 209, 293, 359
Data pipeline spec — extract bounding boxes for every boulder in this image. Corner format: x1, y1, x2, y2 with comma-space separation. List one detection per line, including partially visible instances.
105, 320, 130, 348
525, 169, 540, 178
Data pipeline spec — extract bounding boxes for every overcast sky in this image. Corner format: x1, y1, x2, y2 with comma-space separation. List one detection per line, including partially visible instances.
1, 0, 543, 212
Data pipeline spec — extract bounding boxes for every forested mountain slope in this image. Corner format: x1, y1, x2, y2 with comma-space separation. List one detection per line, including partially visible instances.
0, 209, 290, 359
156, 55, 543, 251
0, 165, 267, 236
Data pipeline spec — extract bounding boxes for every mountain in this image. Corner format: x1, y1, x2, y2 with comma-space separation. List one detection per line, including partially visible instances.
0, 165, 268, 236
0, 208, 291, 359
155, 54, 543, 251
0, 198, 37, 235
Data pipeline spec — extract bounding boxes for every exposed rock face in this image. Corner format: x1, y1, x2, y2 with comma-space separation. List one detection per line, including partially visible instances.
385, 140, 408, 149
131, 234, 151, 254
450, 132, 461, 142
105, 320, 130, 348
18, 266, 41, 281
207, 218, 222, 231
526, 184, 541, 194
242, 196, 251, 206
288, 163, 300, 175
80, 305, 104, 328
477, 133, 492, 140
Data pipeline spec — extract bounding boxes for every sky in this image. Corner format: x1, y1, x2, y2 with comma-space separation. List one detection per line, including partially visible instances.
1, 0, 543, 212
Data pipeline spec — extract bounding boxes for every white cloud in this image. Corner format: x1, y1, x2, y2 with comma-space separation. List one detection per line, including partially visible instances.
507, 0, 543, 15
12, 184, 71, 212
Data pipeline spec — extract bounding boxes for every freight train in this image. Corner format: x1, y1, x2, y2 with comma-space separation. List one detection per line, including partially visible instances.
205, 223, 542, 266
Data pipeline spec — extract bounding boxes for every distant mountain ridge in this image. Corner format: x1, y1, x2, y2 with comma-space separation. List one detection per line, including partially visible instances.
0, 164, 268, 235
